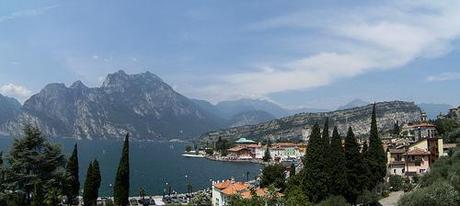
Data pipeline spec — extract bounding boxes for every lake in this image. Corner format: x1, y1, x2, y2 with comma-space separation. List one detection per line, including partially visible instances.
0, 136, 261, 196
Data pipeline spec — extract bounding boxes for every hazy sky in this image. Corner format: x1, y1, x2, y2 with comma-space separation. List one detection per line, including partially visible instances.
1, 0, 459, 109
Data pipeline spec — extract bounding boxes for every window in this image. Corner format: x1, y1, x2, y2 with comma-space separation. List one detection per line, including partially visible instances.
394, 169, 396, 174
415, 162, 421, 166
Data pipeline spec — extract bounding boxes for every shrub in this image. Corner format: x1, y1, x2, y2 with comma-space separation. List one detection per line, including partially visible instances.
316, 196, 350, 206
388, 175, 404, 191
397, 181, 460, 206
356, 190, 378, 205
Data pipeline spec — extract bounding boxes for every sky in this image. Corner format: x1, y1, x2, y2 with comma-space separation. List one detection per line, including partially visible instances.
0, 0, 459, 109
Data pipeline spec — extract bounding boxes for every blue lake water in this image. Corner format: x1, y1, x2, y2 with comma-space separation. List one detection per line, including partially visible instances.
0, 136, 261, 196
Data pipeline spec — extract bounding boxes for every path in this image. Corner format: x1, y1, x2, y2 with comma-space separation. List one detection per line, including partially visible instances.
379, 191, 404, 206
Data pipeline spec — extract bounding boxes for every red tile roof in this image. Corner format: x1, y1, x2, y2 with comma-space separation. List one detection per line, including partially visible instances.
405, 148, 430, 156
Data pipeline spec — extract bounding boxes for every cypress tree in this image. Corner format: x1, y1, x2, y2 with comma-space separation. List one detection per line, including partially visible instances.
328, 127, 347, 197
83, 162, 94, 206
367, 104, 387, 188
290, 162, 296, 177
65, 143, 80, 204
83, 160, 101, 206
344, 127, 368, 204
301, 123, 327, 203
263, 146, 271, 162
322, 118, 332, 195
114, 133, 130, 206
92, 160, 102, 202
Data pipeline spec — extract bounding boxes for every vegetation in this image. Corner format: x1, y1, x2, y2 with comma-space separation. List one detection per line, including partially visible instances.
0, 125, 66, 206
366, 104, 387, 189
188, 191, 211, 206
262, 146, 271, 162
65, 143, 80, 204
398, 146, 460, 206
261, 164, 286, 191
327, 127, 347, 196
388, 175, 404, 191
301, 123, 328, 203
114, 133, 130, 206
83, 160, 102, 206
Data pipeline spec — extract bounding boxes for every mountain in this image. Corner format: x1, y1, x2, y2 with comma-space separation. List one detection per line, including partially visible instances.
228, 110, 276, 128
1, 70, 223, 140
287, 107, 329, 114
0, 94, 21, 126
215, 98, 288, 118
337, 99, 369, 110
200, 101, 421, 143
417, 103, 452, 119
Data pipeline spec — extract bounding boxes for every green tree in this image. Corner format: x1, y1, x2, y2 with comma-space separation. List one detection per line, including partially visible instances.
344, 127, 367, 204
262, 146, 271, 162
261, 164, 286, 191
185, 145, 192, 152
285, 185, 311, 206
31, 182, 45, 206
65, 143, 80, 204
398, 181, 459, 206
92, 160, 101, 201
328, 127, 348, 197
7, 125, 66, 205
289, 162, 296, 177
114, 133, 130, 206
367, 104, 387, 189
317, 196, 350, 206
301, 123, 327, 203
83, 162, 94, 206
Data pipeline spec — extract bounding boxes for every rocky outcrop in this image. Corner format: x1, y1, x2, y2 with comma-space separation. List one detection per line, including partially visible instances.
1, 70, 223, 140
200, 101, 422, 142
0, 94, 21, 128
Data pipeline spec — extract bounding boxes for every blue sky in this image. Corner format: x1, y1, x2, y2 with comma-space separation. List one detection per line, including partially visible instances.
0, 0, 459, 109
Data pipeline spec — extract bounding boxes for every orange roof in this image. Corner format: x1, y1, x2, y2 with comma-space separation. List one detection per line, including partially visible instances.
389, 149, 406, 154
221, 182, 249, 196
214, 180, 233, 190
405, 148, 430, 156
228, 146, 249, 152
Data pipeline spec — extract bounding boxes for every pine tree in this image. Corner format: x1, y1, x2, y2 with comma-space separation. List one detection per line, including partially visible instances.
83, 162, 94, 206
344, 127, 368, 204
328, 127, 347, 197
114, 133, 130, 206
367, 104, 387, 188
301, 123, 328, 203
66, 143, 80, 204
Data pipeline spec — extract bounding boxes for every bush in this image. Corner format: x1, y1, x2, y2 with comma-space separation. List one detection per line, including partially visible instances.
284, 185, 311, 206
388, 175, 404, 191
356, 190, 378, 205
397, 181, 460, 206
316, 196, 350, 206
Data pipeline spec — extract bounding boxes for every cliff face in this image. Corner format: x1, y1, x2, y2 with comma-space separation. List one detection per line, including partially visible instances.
200, 101, 422, 142
1, 70, 223, 140
0, 94, 21, 127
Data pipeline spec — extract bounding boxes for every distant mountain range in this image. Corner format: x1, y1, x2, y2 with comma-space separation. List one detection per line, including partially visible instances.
1, 71, 224, 140
0, 71, 453, 140
417, 103, 452, 119
200, 101, 422, 143
337, 99, 369, 110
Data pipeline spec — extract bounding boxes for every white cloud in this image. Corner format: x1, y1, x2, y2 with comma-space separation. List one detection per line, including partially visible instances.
195, 0, 460, 101
0, 5, 58, 23
0, 83, 32, 102
426, 72, 460, 82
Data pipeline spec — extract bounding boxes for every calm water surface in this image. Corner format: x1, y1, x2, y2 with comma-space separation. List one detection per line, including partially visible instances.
0, 136, 261, 196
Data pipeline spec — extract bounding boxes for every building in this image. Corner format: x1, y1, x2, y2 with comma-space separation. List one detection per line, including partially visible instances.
386, 137, 444, 177
211, 180, 275, 206
254, 143, 306, 161
400, 123, 437, 141
387, 148, 406, 176
235, 137, 256, 145
404, 148, 431, 176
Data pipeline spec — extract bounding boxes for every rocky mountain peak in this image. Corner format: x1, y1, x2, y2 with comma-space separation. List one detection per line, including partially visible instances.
70, 80, 88, 89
